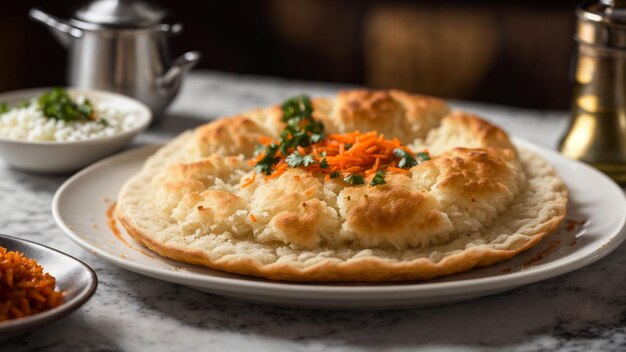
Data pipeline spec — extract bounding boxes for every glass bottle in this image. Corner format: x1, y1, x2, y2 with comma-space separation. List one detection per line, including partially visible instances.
559, 0, 626, 183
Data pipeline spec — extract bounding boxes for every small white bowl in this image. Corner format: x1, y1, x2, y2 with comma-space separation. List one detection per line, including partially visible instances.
0, 88, 151, 174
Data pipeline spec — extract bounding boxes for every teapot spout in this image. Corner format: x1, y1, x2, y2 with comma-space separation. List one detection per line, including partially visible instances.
29, 8, 82, 48
159, 51, 202, 88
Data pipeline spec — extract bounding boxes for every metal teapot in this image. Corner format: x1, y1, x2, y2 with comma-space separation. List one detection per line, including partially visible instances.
29, 0, 201, 119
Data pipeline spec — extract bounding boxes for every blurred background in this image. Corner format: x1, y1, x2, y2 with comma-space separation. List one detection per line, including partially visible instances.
0, 0, 578, 109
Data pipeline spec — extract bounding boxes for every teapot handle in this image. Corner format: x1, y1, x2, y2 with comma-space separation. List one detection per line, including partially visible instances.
29, 8, 82, 47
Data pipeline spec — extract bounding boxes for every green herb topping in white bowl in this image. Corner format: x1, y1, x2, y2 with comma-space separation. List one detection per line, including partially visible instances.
0, 87, 141, 142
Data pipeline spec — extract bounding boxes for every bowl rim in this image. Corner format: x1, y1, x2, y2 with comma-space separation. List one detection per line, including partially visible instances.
0, 87, 152, 146
0, 234, 98, 335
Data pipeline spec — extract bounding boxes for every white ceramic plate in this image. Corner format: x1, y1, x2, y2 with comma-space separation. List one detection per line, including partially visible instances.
52, 139, 626, 309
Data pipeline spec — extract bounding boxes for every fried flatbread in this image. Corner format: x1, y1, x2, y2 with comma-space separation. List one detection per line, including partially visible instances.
117, 90, 567, 282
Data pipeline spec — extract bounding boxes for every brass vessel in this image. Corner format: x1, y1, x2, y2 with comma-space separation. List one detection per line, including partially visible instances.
559, 0, 626, 183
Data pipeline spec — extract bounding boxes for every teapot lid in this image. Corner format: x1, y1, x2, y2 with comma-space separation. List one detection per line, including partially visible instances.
74, 0, 167, 28
579, 0, 626, 25
576, 0, 626, 49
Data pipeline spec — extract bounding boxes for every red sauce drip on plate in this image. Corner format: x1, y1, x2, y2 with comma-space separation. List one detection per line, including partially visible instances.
523, 240, 561, 268
106, 203, 154, 258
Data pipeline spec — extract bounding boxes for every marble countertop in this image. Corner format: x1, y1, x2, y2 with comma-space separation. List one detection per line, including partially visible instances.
2, 71, 625, 351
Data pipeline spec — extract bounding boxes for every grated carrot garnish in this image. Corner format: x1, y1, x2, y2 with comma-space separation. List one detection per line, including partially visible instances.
258, 136, 275, 145
254, 129, 428, 182
241, 173, 256, 188
388, 166, 410, 173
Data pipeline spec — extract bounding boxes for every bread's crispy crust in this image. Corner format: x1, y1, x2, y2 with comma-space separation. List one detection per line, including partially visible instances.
444, 111, 515, 150
194, 116, 270, 158
117, 207, 564, 282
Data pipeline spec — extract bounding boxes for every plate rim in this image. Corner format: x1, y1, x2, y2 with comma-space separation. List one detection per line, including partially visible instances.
0, 234, 98, 335
51, 139, 626, 297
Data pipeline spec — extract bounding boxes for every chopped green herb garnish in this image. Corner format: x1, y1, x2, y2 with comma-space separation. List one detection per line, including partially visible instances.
255, 143, 280, 175
285, 152, 302, 167
415, 152, 431, 163
253, 144, 265, 157
285, 151, 315, 167
343, 174, 364, 185
302, 154, 315, 166
279, 95, 324, 149
37, 87, 94, 122
370, 170, 386, 186
393, 148, 418, 169
253, 94, 427, 181
310, 130, 324, 143
255, 95, 326, 175
281, 95, 313, 123
0, 100, 32, 115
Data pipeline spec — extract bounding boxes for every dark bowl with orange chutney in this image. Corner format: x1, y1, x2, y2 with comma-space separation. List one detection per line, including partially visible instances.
0, 235, 97, 338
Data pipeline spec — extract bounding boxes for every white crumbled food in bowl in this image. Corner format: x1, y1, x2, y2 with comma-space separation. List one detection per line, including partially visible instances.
0, 96, 140, 142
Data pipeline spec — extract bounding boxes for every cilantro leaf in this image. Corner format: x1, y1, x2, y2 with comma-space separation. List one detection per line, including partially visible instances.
415, 152, 431, 163
286, 151, 305, 167
370, 170, 386, 186
305, 119, 325, 142
343, 174, 365, 185
319, 157, 329, 169
393, 148, 418, 169
253, 144, 265, 157
329, 171, 340, 179
254, 95, 327, 175
77, 98, 93, 118
255, 162, 273, 175
37, 87, 94, 122
286, 152, 315, 167
281, 95, 313, 123
255, 143, 280, 175
310, 133, 323, 143
302, 154, 315, 167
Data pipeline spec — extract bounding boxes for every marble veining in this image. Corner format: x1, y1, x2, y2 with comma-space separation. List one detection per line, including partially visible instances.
1, 70, 625, 352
